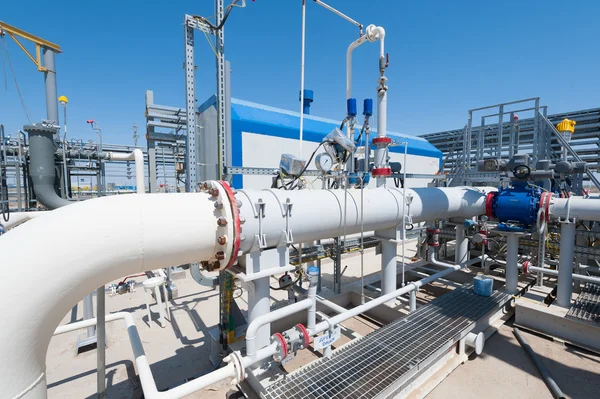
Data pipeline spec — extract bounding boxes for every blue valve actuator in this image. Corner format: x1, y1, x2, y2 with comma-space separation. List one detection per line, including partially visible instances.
347, 98, 357, 117
363, 98, 373, 117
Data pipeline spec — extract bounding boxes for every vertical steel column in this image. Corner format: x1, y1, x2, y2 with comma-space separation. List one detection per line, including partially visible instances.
455, 224, 468, 266
184, 17, 198, 192
83, 293, 96, 338
224, 61, 232, 175
145, 91, 158, 193
506, 234, 519, 293
497, 105, 504, 159
509, 112, 515, 159
215, 0, 227, 180
533, 98, 540, 163
43, 49, 59, 125
381, 239, 397, 296
557, 221, 576, 308
478, 117, 485, 162
248, 277, 271, 353
466, 111, 472, 170
96, 286, 106, 398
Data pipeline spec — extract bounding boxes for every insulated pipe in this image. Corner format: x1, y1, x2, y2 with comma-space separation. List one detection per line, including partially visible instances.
455, 224, 469, 266
107, 150, 145, 194
236, 186, 495, 254
557, 221, 576, 308
505, 235, 519, 294
0, 193, 228, 399
26, 124, 71, 209
0, 185, 493, 398
312, 249, 461, 335
550, 197, 600, 222
246, 298, 312, 358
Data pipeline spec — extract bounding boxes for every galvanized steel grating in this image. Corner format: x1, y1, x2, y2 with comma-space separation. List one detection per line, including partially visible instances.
263, 285, 509, 399
567, 282, 600, 325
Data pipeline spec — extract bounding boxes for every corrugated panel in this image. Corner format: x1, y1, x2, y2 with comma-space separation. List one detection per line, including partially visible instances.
263, 285, 509, 399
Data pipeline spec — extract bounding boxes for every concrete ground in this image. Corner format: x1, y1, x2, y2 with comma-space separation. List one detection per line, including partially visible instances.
427, 322, 600, 399
46, 241, 600, 399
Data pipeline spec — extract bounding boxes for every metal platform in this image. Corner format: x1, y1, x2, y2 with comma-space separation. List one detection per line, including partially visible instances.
263, 285, 510, 399
567, 282, 600, 326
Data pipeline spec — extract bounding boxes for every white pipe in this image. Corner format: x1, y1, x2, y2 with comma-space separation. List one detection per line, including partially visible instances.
550, 197, 600, 221
313, 0, 363, 31
455, 224, 468, 266
108, 149, 144, 194
1, 211, 46, 230
53, 312, 276, 399
236, 186, 496, 254
307, 271, 318, 332
0, 193, 225, 399
0, 185, 494, 398
345, 35, 370, 100
246, 298, 312, 358
312, 249, 461, 335
557, 221, 576, 308
298, 0, 306, 157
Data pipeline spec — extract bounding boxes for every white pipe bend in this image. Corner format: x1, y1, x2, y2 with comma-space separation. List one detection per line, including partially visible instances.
107, 149, 145, 194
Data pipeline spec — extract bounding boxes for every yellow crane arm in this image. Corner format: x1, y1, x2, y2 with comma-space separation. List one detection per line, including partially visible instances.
0, 20, 61, 72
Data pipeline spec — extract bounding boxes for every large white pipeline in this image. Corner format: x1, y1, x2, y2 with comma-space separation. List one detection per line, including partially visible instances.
0, 184, 494, 398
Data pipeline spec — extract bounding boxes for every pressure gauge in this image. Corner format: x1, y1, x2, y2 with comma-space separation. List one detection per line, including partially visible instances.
316, 152, 334, 172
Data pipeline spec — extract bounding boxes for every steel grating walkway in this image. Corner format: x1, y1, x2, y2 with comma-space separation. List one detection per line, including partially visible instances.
567, 283, 600, 325
263, 285, 510, 399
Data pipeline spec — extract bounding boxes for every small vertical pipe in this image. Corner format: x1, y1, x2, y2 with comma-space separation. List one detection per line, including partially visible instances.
298, 0, 306, 157
506, 234, 519, 294
248, 277, 271, 352
409, 289, 417, 312
557, 221, 576, 308
83, 293, 96, 338
497, 105, 504, 159
455, 224, 468, 266
96, 286, 106, 398
307, 266, 319, 332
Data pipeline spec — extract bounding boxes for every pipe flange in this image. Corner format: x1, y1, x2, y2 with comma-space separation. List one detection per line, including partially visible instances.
294, 323, 311, 350
371, 167, 392, 177
485, 192, 496, 219
523, 261, 530, 274
228, 350, 246, 383
217, 181, 241, 269
539, 192, 552, 223
199, 181, 240, 271
271, 332, 288, 362
372, 137, 392, 146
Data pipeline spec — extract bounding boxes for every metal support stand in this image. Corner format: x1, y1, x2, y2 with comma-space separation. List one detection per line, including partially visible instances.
96, 286, 106, 398
76, 292, 97, 351
409, 289, 417, 312
455, 224, 468, 266
500, 232, 525, 294
557, 220, 576, 308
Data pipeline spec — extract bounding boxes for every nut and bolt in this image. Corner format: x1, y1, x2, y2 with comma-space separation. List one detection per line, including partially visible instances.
217, 217, 228, 226
214, 200, 223, 209
209, 188, 219, 197
215, 251, 225, 260
217, 235, 228, 245
239, 216, 246, 224
236, 200, 242, 208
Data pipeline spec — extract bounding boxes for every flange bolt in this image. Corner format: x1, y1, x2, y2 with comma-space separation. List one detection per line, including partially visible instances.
217, 217, 228, 226
217, 235, 228, 245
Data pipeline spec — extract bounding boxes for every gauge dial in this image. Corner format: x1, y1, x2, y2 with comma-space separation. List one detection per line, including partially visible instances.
316, 152, 334, 172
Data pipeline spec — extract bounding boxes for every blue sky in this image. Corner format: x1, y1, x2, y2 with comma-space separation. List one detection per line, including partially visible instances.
1, 0, 599, 146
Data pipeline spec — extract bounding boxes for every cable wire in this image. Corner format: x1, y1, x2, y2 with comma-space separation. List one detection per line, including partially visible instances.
1, 37, 32, 123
